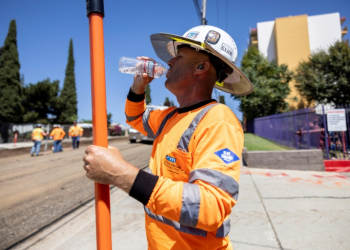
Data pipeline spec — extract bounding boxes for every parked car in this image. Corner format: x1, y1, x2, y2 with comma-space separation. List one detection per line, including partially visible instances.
129, 105, 169, 143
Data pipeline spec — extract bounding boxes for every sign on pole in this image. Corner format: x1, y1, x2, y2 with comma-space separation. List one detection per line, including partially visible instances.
327, 109, 347, 132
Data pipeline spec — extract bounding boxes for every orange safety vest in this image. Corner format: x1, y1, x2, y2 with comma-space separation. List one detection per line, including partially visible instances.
32, 128, 44, 141
69, 125, 83, 137
50, 128, 66, 141
125, 97, 243, 250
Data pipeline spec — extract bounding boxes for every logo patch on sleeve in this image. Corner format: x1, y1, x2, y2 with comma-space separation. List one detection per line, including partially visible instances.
214, 148, 239, 164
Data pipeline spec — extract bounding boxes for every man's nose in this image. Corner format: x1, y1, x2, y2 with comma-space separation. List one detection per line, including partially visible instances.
167, 57, 175, 67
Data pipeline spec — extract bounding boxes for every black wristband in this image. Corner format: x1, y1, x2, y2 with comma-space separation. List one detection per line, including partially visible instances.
127, 88, 145, 102
129, 169, 159, 206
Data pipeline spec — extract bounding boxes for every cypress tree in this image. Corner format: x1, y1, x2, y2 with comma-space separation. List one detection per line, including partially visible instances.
163, 97, 170, 107
0, 20, 23, 123
219, 95, 226, 104
145, 85, 151, 105
59, 39, 77, 123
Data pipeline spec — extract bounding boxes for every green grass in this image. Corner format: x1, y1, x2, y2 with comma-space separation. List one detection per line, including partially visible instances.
244, 133, 291, 151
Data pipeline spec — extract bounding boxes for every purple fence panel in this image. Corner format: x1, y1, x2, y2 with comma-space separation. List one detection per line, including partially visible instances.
254, 105, 349, 160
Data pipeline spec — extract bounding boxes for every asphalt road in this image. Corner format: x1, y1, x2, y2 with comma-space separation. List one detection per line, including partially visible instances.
0, 139, 153, 250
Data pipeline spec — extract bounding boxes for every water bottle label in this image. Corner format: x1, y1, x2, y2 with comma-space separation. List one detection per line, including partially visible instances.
145, 60, 155, 78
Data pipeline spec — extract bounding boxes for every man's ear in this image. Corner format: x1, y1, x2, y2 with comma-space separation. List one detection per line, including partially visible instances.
194, 61, 210, 75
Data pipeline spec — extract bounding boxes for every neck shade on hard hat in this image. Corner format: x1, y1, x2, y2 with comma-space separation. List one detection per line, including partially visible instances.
150, 25, 254, 96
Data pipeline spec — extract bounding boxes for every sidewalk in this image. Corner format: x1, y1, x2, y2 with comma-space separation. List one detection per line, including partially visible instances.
0, 137, 125, 150
0, 136, 128, 158
0, 141, 34, 149
10, 167, 350, 250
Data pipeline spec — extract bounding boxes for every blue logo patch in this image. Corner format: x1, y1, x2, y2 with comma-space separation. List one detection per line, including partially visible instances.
214, 148, 239, 164
166, 155, 176, 163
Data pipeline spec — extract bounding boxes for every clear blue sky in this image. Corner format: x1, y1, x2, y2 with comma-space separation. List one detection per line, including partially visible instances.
1, 0, 349, 125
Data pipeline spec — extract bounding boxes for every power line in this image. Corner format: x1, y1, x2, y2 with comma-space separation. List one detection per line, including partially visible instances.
192, 0, 202, 22
217, 0, 220, 27
226, 0, 228, 31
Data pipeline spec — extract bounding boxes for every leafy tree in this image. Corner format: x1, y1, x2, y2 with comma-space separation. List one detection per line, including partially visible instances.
219, 95, 225, 104
59, 39, 77, 123
164, 97, 170, 107
107, 112, 112, 127
22, 78, 60, 123
233, 46, 292, 120
295, 41, 350, 106
145, 85, 151, 104
79, 119, 92, 123
170, 100, 175, 107
0, 20, 23, 123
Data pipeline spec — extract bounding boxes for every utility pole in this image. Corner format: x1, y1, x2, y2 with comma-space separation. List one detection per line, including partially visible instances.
201, 0, 207, 25
193, 0, 207, 25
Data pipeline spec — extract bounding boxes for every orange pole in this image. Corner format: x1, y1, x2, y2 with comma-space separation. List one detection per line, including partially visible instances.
87, 6, 112, 250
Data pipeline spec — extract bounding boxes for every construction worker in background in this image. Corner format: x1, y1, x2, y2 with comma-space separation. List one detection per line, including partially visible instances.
83, 25, 253, 249
30, 124, 48, 156
69, 121, 83, 149
50, 124, 66, 153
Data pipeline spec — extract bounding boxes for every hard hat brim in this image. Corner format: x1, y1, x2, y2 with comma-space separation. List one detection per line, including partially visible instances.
150, 33, 253, 96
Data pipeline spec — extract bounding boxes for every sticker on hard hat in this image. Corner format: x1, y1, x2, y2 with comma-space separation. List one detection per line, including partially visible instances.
186, 32, 199, 39
205, 30, 220, 44
214, 148, 239, 164
221, 43, 233, 57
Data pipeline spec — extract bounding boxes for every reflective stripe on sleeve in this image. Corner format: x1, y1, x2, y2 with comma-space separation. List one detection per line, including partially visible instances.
144, 207, 207, 237
179, 183, 200, 228
125, 113, 142, 122
142, 108, 156, 139
189, 168, 239, 200
215, 218, 231, 238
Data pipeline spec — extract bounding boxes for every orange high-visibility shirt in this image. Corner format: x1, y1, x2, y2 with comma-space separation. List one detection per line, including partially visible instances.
69, 125, 83, 137
32, 128, 44, 141
50, 128, 66, 141
125, 89, 243, 250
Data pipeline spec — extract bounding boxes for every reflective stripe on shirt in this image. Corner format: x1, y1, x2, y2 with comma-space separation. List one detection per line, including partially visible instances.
189, 168, 239, 200
177, 103, 218, 152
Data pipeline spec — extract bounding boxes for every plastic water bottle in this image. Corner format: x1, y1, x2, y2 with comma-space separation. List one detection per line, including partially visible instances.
119, 57, 168, 78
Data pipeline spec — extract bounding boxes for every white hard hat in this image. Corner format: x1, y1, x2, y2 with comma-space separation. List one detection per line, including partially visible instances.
150, 25, 253, 96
